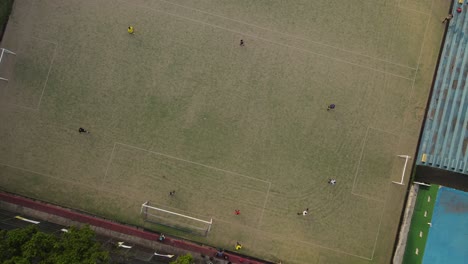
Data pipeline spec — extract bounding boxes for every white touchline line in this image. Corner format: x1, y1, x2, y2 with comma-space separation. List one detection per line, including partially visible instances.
153, 0, 418, 70
2, 2, 431, 256
116, 0, 414, 80
406, 0, 436, 116
368, 0, 437, 261
115, 142, 271, 184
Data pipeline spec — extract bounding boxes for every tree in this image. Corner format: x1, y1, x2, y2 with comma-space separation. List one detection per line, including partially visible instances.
0, 225, 109, 264
170, 253, 194, 264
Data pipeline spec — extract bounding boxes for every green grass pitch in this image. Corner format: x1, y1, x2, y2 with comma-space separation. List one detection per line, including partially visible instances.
0, 0, 449, 263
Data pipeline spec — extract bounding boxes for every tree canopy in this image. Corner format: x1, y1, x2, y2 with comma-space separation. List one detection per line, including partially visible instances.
0, 224, 109, 264
170, 253, 193, 264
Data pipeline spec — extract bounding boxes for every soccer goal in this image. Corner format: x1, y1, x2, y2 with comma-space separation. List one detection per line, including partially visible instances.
140, 201, 213, 237
0, 48, 16, 82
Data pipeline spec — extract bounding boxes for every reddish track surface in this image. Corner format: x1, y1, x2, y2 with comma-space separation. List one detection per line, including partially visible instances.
0, 192, 268, 264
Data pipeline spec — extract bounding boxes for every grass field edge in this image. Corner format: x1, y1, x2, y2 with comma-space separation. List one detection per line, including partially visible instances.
391, 0, 453, 260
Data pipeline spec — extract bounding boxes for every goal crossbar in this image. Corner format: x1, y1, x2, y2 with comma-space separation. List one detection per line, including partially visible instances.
141, 202, 212, 225
393, 155, 411, 185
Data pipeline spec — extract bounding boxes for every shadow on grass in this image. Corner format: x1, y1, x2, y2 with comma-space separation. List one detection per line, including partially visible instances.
0, 0, 14, 42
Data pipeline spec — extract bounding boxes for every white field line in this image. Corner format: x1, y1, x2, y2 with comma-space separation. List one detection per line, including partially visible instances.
116, 0, 414, 80
3, 103, 37, 111
367, 126, 400, 139
368, 0, 437, 260
351, 192, 385, 203
397, 0, 431, 16
407, 0, 436, 111
0, 162, 217, 217
1, 37, 57, 111
140, 171, 268, 209
295, 240, 372, 261
31, 36, 58, 46
115, 142, 271, 184
36, 39, 58, 110
0, 161, 135, 201
213, 216, 374, 260
370, 178, 393, 260
351, 126, 399, 198
399, 6, 431, 16
256, 181, 271, 227
152, 0, 418, 70
104, 142, 116, 179
1, 160, 372, 261
352, 127, 369, 194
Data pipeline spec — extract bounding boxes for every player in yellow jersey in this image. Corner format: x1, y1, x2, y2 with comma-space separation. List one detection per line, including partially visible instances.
235, 242, 242, 251
128, 26, 134, 34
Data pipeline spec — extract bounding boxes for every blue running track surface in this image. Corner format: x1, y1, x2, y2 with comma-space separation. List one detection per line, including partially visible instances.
422, 187, 468, 264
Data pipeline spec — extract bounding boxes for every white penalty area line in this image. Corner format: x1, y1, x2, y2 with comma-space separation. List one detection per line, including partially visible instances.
104, 142, 117, 180
257, 181, 272, 227
36, 39, 58, 110
114, 142, 271, 184
2, 36, 58, 111
352, 127, 369, 194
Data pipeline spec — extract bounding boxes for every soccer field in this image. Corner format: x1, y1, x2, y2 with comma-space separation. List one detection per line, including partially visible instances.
0, 0, 449, 263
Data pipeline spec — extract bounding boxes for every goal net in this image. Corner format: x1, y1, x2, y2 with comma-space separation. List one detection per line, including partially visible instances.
140, 201, 213, 237
0, 48, 16, 82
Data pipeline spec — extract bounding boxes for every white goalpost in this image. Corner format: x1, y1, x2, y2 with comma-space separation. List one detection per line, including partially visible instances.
393, 155, 411, 185
140, 201, 213, 236
0, 48, 16, 82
